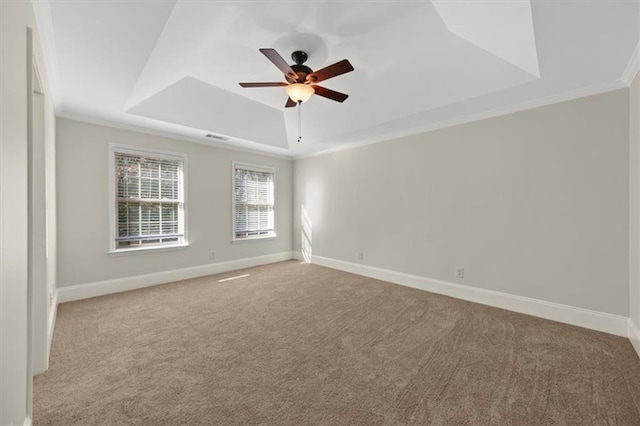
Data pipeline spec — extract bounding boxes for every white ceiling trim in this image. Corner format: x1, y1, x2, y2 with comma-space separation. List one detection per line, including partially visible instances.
58, 77, 628, 163
57, 111, 292, 161
295, 79, 627, 161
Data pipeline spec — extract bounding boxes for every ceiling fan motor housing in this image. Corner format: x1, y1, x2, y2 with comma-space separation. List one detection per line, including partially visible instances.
287, 64, 314, 84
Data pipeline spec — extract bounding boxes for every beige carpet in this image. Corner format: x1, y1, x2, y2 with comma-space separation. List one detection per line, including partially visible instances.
34, 260, 640, 425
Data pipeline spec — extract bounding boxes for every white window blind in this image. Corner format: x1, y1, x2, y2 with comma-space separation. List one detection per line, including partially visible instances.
233, 163, 276, 240
112, 149, 185, 251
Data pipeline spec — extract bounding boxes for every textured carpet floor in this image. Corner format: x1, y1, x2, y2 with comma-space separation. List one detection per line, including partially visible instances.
34, 261, 640, 425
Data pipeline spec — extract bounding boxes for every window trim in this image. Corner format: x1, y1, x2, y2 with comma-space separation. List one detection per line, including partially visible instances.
108, 143, 189, 255
231, 161, 277, 242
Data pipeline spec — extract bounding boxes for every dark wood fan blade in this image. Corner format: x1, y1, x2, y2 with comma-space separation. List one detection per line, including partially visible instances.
239, 82, 288, 88
308, 59, 354, 83
312, 85, 349, 103
285, 97, 297, 108
259, 48, 297, 79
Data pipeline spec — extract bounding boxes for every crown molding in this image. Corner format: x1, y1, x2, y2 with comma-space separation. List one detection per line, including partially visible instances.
57, 111, 293, 160
295, 79, 627, 160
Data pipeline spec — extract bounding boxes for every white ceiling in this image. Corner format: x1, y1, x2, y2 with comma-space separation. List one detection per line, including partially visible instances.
34, 0, 640, 158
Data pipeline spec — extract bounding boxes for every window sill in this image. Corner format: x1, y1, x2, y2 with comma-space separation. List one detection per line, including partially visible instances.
232, 235, 277, 244
108, 243, 189, 257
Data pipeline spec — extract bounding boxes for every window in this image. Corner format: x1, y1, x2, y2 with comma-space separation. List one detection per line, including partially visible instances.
233, 162, 276, 241
109, 145, 187, 253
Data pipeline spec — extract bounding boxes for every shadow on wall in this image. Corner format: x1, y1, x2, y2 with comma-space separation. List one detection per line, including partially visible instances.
301, 204, 312, 262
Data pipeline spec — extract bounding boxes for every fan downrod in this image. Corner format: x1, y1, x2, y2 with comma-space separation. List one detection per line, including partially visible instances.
291, 51, 308, 65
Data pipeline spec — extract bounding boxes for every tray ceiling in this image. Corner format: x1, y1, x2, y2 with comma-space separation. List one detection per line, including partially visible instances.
35, 0, 639, 157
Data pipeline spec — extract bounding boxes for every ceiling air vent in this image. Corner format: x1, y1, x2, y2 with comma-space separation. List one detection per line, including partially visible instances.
205, 133, 229, 141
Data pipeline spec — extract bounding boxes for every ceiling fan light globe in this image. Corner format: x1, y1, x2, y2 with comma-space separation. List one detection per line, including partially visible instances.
285, 83, 314, 103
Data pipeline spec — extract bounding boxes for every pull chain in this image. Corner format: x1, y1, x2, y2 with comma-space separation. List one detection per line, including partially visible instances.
297, 100, 302, 143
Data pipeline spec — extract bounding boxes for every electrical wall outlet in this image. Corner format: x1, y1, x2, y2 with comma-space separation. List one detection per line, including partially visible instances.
455, 267, 464, 279
358, 252, 364, 261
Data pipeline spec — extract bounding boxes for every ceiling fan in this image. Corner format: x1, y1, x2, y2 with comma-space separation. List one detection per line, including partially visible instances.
239, 48, 354, 108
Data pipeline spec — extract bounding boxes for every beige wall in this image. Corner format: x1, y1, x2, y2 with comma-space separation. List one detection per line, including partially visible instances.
1, 3, 31, 423
56, 118, 293, 287
294, 89, 629, 316
1, 0, 57, 423
631, 73, 640, 329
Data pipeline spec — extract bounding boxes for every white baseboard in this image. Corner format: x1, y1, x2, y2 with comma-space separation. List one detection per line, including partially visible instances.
292, 250, 306, 262
57, 251, 295, 303
54, 251, 637, 352
310, 255, 629, 338
629, 319, 640, 358
23, 416, 32, 426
